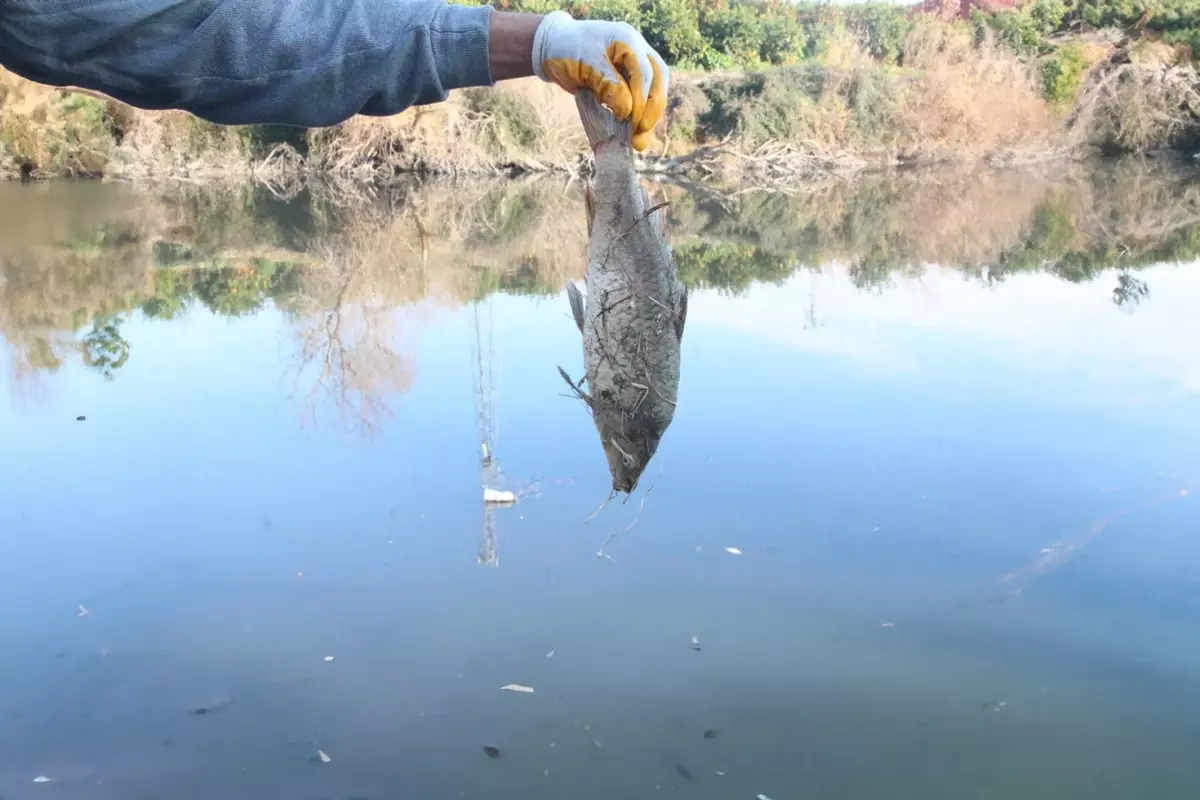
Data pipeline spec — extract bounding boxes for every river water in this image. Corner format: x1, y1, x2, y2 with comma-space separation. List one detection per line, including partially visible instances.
2, 162, 1200, 799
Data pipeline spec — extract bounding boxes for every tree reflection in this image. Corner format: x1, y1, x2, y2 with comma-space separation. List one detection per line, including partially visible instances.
5, 163, 1200, 409
287, 256, 416, 438
1113, 271, 1151, 309
80, 315, 130, 380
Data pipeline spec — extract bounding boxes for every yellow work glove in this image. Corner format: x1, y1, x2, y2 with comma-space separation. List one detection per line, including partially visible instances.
531, 10, 669, 152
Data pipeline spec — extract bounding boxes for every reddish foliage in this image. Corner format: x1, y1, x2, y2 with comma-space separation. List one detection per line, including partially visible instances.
915, 0, 1028, 22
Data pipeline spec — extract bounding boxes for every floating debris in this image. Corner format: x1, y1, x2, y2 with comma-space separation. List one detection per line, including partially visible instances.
757, 794, 775, 800
689, 636, 701, 652
546, 650, 555, 658
881, 622, 896, 628
501, 684, 535, 694
484, 488, 517, 505
675, 764, 694, 780
77, 604, 89, 617
75, 416, 86, 422
190, 696, 233, 716
317, 750, 332, 764
703, 729, 717, 739
297, 571, 303, 577
715, 771, 725, 776
33, 775, 55, 783
483, 746, 501, 759
724, 547, 743, 556
324, 656, 335, 662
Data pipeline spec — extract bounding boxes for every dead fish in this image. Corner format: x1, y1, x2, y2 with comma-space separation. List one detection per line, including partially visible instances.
558, 92, 687, 496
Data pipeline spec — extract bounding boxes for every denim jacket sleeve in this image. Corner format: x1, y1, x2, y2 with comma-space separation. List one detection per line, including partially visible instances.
0, 0, 495, 127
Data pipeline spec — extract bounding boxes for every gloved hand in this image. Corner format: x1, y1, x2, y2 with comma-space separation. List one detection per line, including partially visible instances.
531, 10, 669, 152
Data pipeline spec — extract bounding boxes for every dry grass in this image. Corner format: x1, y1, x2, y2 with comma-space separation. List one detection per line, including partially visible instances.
898, 20, 1056, 159
1070, 61, 1200, 153
308, 78, 586, 181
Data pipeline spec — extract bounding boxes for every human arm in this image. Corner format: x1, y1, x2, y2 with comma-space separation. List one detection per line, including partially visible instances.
0, 0, 497, 128
0, 1, 668, 146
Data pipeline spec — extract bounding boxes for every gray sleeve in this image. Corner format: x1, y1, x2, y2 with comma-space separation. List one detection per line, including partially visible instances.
0, 0, 495, 127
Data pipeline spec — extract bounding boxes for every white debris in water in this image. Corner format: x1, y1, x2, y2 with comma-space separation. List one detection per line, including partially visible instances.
715, 771, 725, 776
33, 776, 54, 783
691, 636, 700, 646
757, 794, 775, 800
881, 623, 896, 628
77, 604, 89, 617
995, 700, 1008, 711
723, 547, 743, 556
501, 684, 535, 694
484, 489, 517, 505
324, 656, 335, 662
546, 650, 555, 658
317, 750, 332, 763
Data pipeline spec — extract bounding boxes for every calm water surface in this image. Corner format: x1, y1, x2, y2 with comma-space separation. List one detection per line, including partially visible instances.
2, 166, 1200, 799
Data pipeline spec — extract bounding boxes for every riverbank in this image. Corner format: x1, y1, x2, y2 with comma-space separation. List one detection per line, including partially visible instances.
2, 14, 1199, 185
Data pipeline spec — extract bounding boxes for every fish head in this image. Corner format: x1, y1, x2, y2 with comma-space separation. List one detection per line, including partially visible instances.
593, 404, 665, 493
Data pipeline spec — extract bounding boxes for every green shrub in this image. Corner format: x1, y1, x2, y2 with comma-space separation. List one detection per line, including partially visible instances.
641, 0, 707, 66
847, 5, 914, 65
1042, 43, 1091, 104
462, 88, 543, 155
702, 3, 767, 66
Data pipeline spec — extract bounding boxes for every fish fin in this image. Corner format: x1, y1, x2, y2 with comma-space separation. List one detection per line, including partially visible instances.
576, 91, 632, 150
567, 282, 586, 334
557, 365, 592, 407
584, 184, 595, 238
674, 284, 688, 341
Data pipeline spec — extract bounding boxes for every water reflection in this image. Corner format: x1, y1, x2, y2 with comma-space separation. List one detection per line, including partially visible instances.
3, 165, 1200, 799
5, 161, 1199, 407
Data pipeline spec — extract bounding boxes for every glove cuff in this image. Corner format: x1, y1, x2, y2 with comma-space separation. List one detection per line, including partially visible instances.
532, 10, 574, 83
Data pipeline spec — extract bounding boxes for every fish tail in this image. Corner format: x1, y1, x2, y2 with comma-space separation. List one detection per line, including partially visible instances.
575, 91, 632, 150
